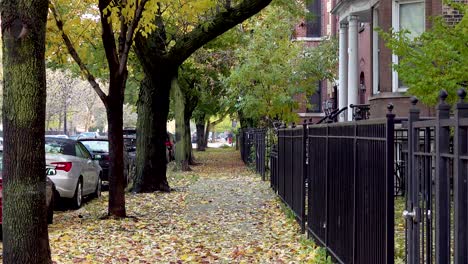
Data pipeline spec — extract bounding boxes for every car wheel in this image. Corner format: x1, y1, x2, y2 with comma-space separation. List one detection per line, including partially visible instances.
72, 179, 83, 209
47, 192, 54, 224
94, 175, 102, 198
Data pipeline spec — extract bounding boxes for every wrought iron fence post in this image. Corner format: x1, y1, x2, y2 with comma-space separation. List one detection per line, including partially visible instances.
435, 90, 451, 263
407, 97, 420, 264
454, 88, 468, 263
386, 104, 395, 264
302, 120, 308, 234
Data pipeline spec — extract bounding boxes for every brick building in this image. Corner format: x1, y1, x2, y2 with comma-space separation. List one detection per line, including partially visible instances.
293, 0, 339, 122
296, 0, 466, 122
331, 0, 467, 120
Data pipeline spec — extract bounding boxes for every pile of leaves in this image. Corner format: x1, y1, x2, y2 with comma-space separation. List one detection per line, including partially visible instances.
1, 148, 329, 263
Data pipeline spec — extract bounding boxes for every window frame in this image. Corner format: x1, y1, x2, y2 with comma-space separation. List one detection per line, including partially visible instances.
391, 0, 425, 92
307, 81, 322, 113
306, 0, 322, 38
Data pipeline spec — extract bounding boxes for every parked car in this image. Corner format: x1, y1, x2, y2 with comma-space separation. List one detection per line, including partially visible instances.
77, 132, 100, 139
45, 138, 102, 208
0, 151, 56, 226
121, 129, 174, 163
45, 134, 69, 139
79, 137, 134, 186
123, 128, 137, 137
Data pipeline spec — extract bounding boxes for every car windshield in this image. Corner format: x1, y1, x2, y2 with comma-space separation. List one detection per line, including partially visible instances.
81, 141, 109, 153
46, 139, 75, 155
80, 132, 96, 138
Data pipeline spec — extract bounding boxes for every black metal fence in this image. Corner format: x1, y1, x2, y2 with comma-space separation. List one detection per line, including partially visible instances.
240, 89, 468, 264
307, 113, 395, 264
403, 90, 468, 264
239, 128, 267, 179
276, 124, 307, 232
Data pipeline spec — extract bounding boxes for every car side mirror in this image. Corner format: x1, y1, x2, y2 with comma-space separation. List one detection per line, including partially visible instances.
46, 168, 57, 176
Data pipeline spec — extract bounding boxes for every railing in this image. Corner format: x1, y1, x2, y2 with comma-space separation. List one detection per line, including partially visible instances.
254, 129, 267, 180
270, 144, 278, 192
404, 89, 468, 264
277, 123, 307, 232
241, 89, 468, 264
239, 128, 267, 179
307, 108, 395, 264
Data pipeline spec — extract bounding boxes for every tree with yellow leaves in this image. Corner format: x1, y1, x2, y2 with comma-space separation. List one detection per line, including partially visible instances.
49, 0, 153, 217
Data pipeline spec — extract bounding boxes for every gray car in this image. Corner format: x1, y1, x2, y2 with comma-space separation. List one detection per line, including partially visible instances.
45, 138, 102, 208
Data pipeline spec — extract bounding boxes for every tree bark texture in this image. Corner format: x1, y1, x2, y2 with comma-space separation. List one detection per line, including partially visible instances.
172, 78, 191, 171
196, 122, 206, 151
106, 81, 126, 217
132, 76, 172, 193
186, 117, 196, 165
205, 122, 211, 144
1, 0, 52, 262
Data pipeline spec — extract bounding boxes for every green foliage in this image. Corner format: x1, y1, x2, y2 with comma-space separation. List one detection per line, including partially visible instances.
211, 117, 234, 132
224, 2, 337, 125
188, 29, 243, 124
380, 2, 468, 106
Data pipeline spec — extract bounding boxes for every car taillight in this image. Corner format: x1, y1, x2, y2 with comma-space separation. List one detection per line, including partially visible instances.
165, 141, 173, 147
51, 162, 72, 172
102, 155, 110, 161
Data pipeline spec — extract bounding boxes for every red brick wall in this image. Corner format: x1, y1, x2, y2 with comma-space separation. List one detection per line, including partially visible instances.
358, 24, 372, 104
443, 0, 467, 25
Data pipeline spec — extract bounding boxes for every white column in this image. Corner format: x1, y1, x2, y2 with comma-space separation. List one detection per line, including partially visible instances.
347, 15, 359, 121
338, 22, 348, 121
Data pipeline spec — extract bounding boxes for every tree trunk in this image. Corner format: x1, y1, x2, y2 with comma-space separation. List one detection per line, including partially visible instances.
196, 122, 206, 151
186, 115, 196, 165
172, 78, 191, 171
194, 113, 206, 151
106, 85, 126, 217
204, 122, 211, 145
1, 0, 52, 262
132, 75, 172, 193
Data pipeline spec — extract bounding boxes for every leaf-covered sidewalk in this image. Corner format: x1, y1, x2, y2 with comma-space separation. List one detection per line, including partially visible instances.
1, 148, 327, 263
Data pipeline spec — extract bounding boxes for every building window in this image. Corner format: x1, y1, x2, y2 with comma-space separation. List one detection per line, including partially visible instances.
392, 0, 425, 92
306, 0, 322, 37
307, 82, 322, 113
372, 6, 380, 95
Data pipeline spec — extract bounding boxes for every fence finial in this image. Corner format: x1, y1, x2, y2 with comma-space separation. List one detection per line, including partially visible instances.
309, 118, 313, 125
387, 103, 394, 113
439, 89, 448, 103
291, 122, 296, 128
410, 96, 419, 106
457, 88, 466, 102
303, 119, 307, 126
281, 122, 287, 129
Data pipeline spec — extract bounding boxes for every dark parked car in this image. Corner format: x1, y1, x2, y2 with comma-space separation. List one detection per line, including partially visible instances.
0, 152, 56, 226
79, 137, 134, 185
121, 129, 175, 163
